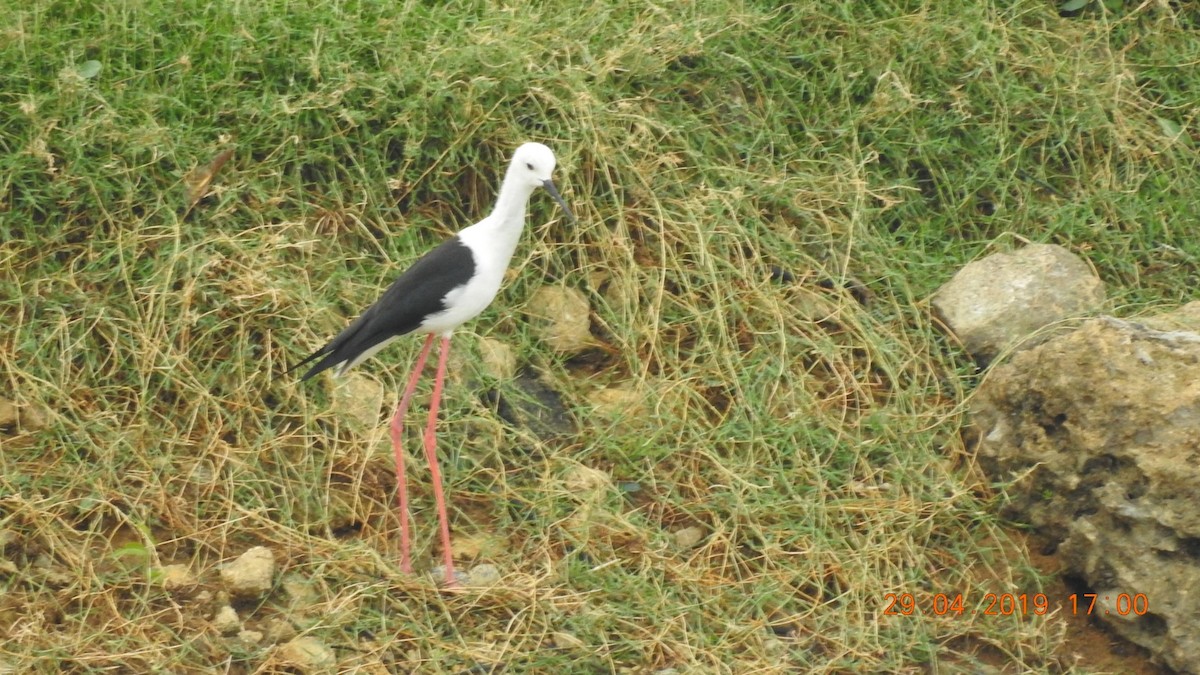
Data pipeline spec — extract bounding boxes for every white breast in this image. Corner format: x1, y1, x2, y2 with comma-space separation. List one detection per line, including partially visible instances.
417, 218, 523, 337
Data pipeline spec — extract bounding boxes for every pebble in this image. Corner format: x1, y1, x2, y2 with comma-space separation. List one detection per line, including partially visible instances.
588, 385, 643, 419
219, 546, 275, 598
466, 563, 501, 586
265, 617, 298, 643
430, 565, 470, 586
526, 286, 592, 353
160, 564, 198, 593
673, 526, 705, 549
282, 573, 319, 610
478, 337, 517, 380
212, 605, 241, 634
563, 463, 614, 496
333, 372, 384, 429
0, 400, 17, 428
278, 636, 336, 670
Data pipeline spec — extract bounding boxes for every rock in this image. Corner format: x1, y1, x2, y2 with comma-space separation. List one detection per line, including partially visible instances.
430, 565, 470, 586
526, 286, 592, 353
972, 315, 1200, 672
588, 384, 644, 420
478, 337, 517, 380
563, 463, 614, 498
219, 546, 275, 598
160, 564, 198, 593
332, 372, 384, 429
238, 629, 264, 645
1138, 299, 1200, 332
278, 635, 336, 670
212, 605, 241, 634
673, 526, 705, 549
265, 617, 298, 643
932, 243, 1104, 364
18, 404, 48, 431
0, 399, 49, 432
282, 573, 319, 611
466, 563, 501, 586
0, 400, 17, 429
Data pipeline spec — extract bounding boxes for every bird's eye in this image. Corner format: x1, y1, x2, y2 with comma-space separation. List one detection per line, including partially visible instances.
525, 162, 534, 171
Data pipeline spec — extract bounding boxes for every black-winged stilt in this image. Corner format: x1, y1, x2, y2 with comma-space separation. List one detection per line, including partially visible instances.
293, 142, 573, 584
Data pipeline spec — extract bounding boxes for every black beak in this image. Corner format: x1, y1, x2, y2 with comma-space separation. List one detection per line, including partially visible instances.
542, 179, 576, 224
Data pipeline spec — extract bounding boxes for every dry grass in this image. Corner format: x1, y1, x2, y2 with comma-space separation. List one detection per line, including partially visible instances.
2, 0, 1198, 672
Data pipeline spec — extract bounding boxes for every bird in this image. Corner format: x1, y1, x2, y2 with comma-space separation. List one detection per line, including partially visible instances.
292, 142, 573, 585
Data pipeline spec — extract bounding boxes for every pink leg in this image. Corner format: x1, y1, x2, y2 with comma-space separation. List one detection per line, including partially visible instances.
423, 335, 457, 585
390, 333, 436, 574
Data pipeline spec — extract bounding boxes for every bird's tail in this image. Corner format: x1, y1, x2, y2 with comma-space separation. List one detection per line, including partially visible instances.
287, 346, 332, 381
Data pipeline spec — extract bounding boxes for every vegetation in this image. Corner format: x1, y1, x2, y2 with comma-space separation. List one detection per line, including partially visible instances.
2, 0, 1197, 671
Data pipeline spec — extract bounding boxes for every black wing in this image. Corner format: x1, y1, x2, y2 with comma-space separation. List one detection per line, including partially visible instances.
291, 236, 476, 380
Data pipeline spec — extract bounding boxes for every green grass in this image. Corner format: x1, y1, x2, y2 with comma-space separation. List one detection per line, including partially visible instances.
2, 0, 1198, 672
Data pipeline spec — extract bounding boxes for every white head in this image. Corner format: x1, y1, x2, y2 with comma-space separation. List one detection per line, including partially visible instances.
507, 142, 575, 222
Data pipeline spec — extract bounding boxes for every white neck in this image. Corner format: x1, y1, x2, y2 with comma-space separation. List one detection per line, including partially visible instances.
489, 164, 537, 224
471, 166, 536, 254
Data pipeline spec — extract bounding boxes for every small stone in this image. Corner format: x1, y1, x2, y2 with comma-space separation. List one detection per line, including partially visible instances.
19, 404, 48, 431
332, 373, 384, 429
588, 385, 643, 419
478, 337, 517, 380
430, 566, 470, 586
219, 546, 275, 598
265, 617, 298, 643
212, 605, 240, 634
526, 286, 592, 353
563, 463, 614, 497
278, 636, 336, 670
673, 526, 705, 549
0, 400, 18, 428
161, 564, 198, 593
466, 563, 501, 586
238, 629, 264, 645
282, 573, 319, 610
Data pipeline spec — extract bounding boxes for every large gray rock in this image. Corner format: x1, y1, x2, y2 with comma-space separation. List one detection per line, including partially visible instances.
933, 243, 1105, 364
972, 312, 1200, 673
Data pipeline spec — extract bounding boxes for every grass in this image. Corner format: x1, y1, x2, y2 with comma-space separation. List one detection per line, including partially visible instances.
2, 0, 1198, 672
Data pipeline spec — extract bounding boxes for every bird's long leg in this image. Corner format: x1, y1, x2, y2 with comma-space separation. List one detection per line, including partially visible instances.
423, 335, 456, 585
390, 333, 436, 574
